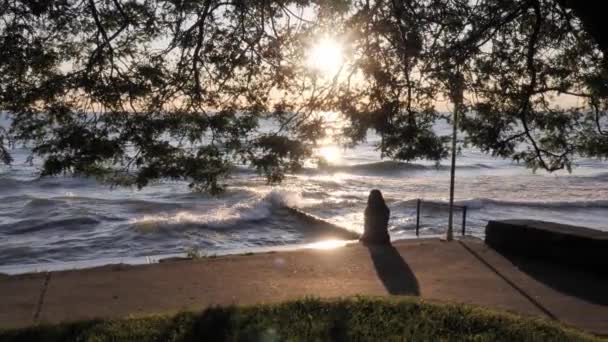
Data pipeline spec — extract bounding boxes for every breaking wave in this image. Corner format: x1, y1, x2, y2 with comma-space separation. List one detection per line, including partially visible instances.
129, 190, 320, 230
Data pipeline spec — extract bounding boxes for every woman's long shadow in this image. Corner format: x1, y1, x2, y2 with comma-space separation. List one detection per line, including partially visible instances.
366, 244, 420, 295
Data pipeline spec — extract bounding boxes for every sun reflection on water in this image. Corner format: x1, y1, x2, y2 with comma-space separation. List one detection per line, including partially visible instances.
313, 111, 346, 165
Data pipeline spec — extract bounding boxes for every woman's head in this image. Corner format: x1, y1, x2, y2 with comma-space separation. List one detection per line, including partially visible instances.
367, 189, 385, 206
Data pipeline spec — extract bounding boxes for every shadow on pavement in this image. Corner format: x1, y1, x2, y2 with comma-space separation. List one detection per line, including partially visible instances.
366, 244, 419, 295
499, 252, 608, 306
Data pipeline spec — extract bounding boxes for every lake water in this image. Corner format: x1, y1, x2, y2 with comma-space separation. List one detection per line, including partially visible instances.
1, 119, 607, 273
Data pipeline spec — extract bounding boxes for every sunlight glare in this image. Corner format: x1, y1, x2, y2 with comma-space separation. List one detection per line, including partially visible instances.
307, 37, 344, 76
307, 239, 348, 250
318, 145, 342, 164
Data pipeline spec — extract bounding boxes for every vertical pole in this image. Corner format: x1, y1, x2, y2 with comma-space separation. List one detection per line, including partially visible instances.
447, 69, 463, 242
416, 199, 421, 237
447, 104, 457, 241
462, 206, 467, 236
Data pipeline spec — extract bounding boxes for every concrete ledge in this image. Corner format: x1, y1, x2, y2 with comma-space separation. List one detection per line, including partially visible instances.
485, 220, 608, 274
284, 207, 359, 240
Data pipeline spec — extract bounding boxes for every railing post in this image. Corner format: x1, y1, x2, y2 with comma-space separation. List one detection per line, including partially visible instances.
462, 205, 467, 236
416, 199, 421, 237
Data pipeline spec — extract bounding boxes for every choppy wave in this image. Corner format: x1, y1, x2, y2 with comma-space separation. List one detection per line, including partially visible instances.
307, 160, 496, 176
460, 198, 608, 210
395, 198, 608, 210
573, 172, 608, 181
0, 176, 102, 193
1, 132, 607, 270
0, 177, 21, 189
1, 195, 191, 213
320, 161, 428, 173
0, 188, 359, 267
1, 217, 101, 235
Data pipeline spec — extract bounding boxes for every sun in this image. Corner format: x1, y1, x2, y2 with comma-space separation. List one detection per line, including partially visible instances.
318, 145, 342, 164
307, 37, 344, 76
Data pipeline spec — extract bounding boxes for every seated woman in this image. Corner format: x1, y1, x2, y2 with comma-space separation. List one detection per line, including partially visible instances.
360, 189, 390, 245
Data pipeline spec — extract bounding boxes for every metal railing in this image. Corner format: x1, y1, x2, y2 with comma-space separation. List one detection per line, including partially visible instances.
415, 199, 468, 237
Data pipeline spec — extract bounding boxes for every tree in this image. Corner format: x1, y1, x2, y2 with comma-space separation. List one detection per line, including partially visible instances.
0, 0, 346, 193
457, 0, 607, 172
1, 0, 606, 193
554, 1, 608, 65
329, 0, 607, 173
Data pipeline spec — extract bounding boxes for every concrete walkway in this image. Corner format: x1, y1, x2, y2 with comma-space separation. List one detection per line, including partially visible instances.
1, 238, 607, 335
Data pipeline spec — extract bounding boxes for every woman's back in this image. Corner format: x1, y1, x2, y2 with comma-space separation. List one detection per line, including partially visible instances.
361, 189, 390, 245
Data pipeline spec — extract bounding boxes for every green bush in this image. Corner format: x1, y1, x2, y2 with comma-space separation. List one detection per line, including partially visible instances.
0, 297, 602, 342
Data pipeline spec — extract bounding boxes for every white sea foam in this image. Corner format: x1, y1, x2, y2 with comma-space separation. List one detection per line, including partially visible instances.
129, 189, 321, 230
131, 201, 271, 230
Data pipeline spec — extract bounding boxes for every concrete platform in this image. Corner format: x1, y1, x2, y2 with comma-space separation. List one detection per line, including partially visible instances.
0, 238, 607, 335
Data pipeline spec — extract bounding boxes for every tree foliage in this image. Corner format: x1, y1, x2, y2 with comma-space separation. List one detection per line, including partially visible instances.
0, 0, 606, 192
0, 0, 336, 192
459, 0, 608, 171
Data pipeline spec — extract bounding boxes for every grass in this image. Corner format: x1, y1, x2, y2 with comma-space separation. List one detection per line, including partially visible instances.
0, 297, 603, 342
